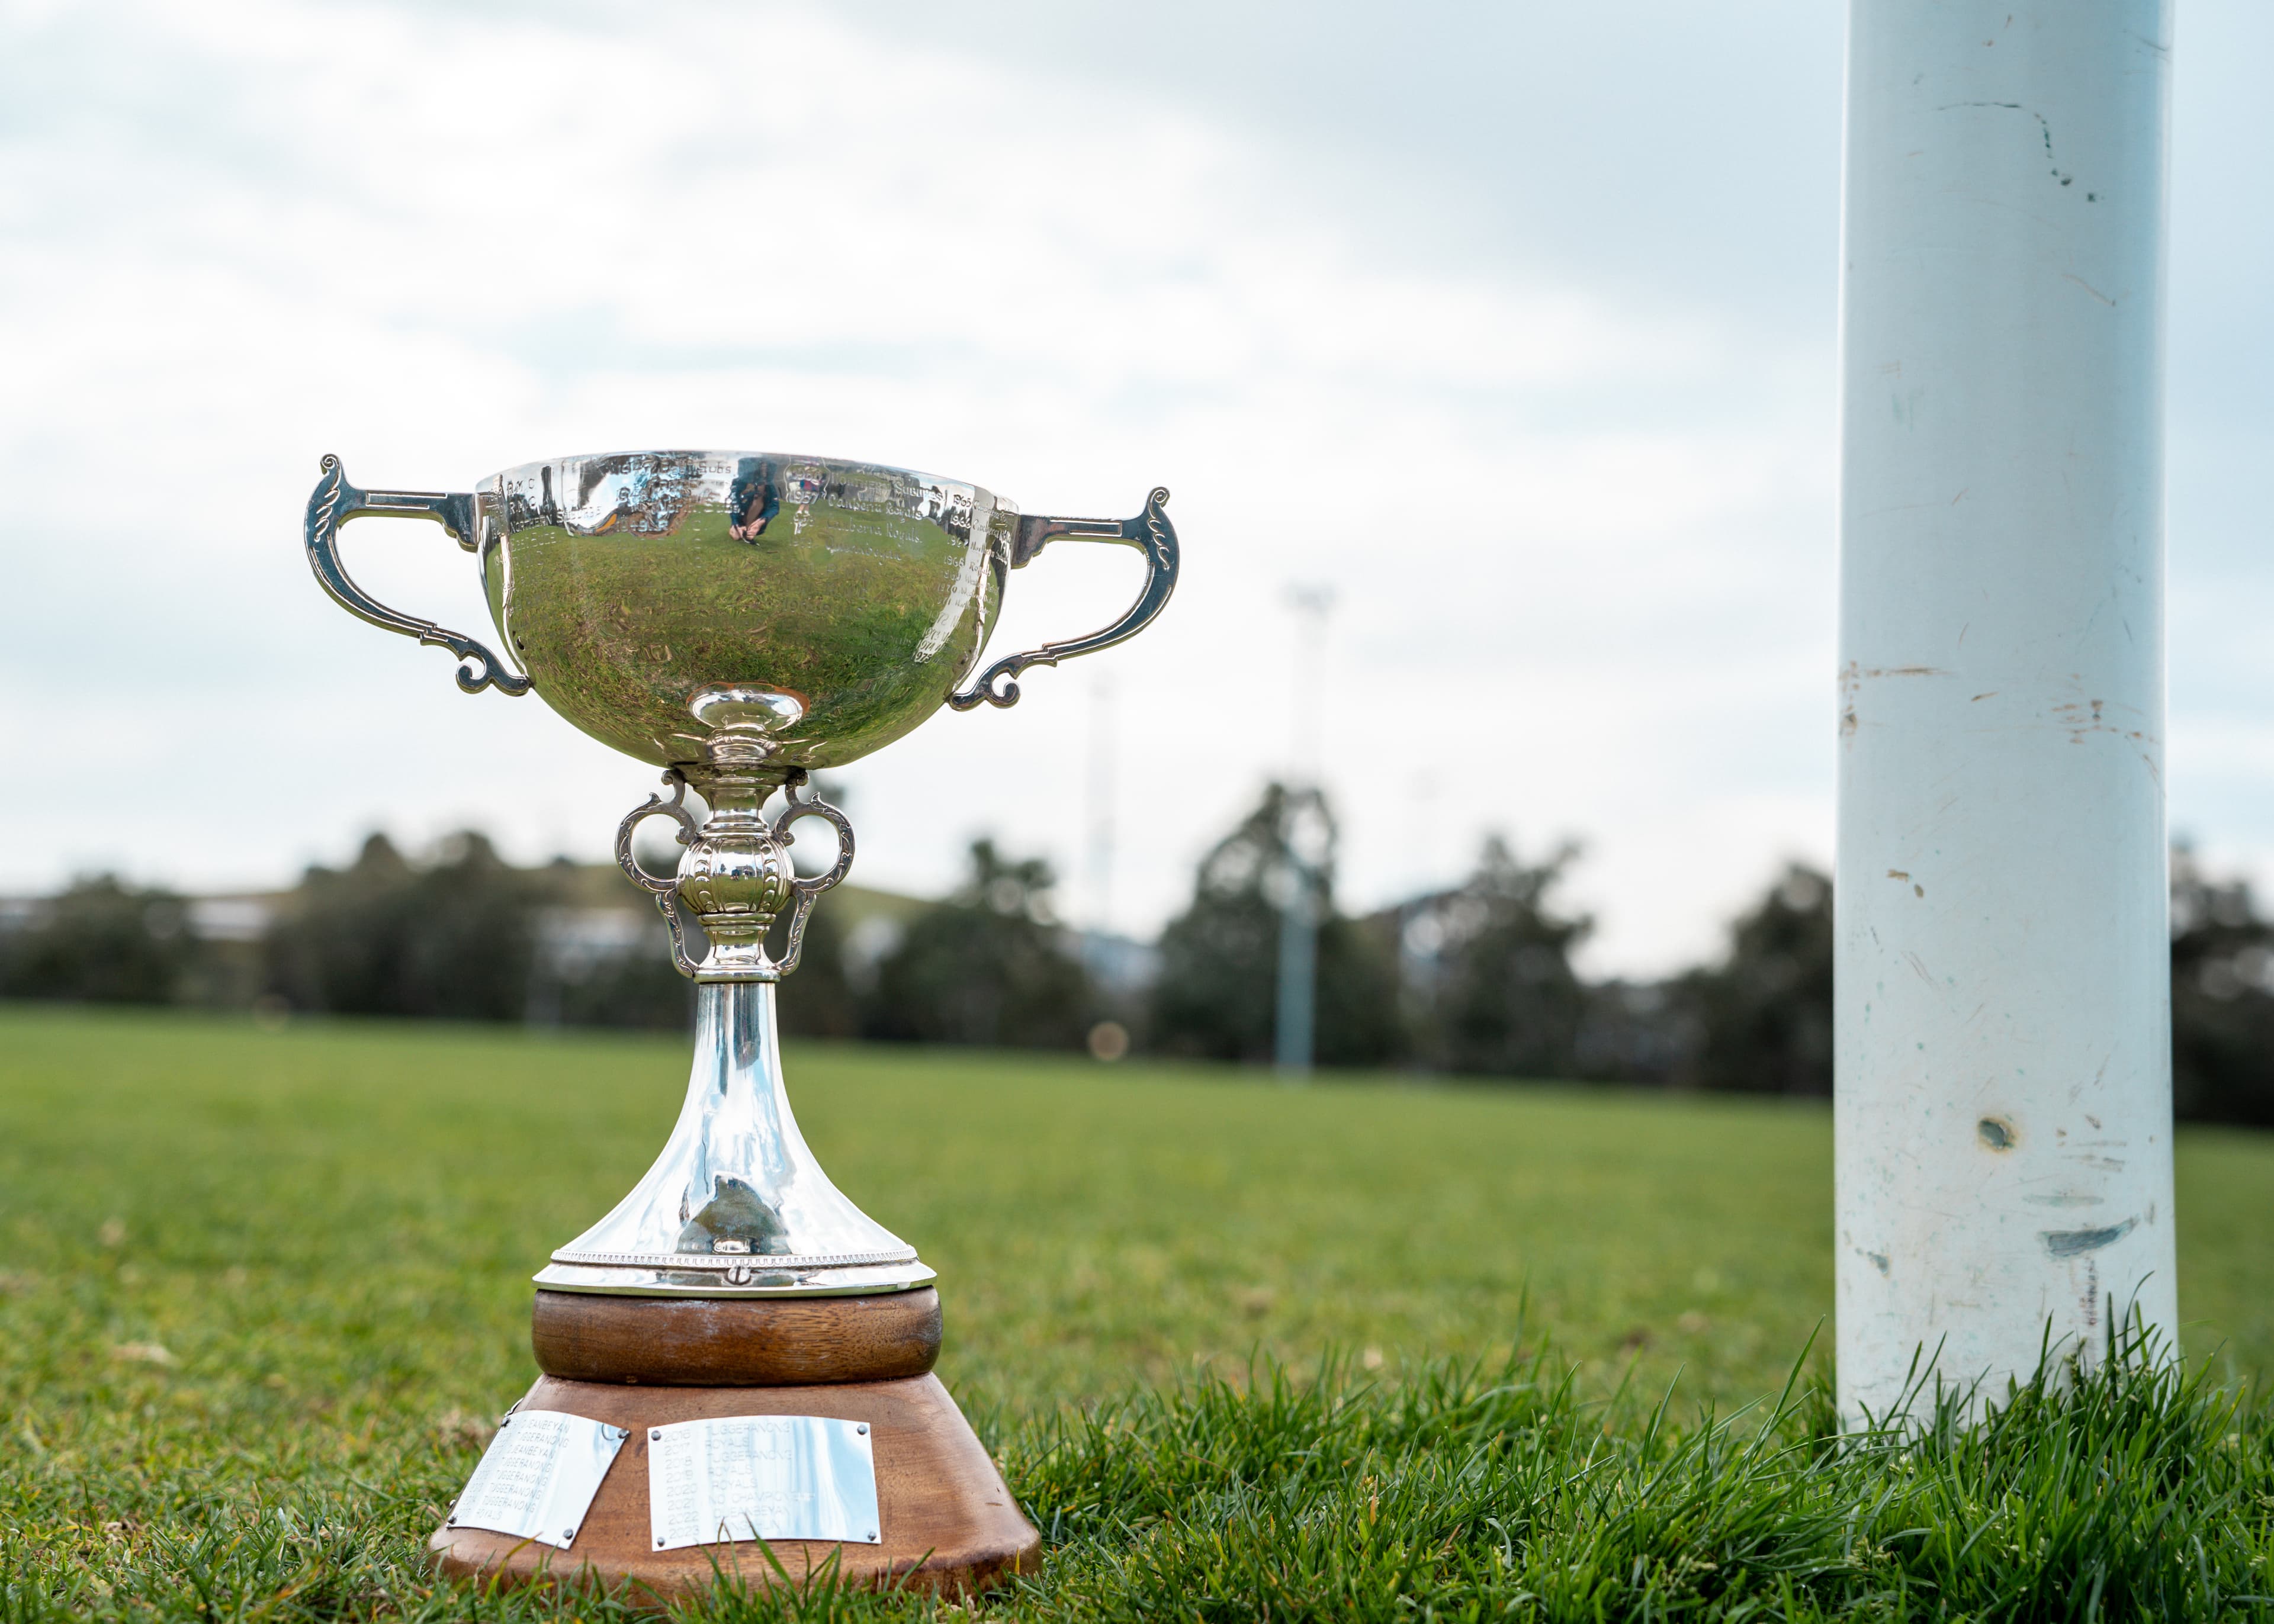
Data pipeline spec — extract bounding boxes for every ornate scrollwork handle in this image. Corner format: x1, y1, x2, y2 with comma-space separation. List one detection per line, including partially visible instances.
615, 770, 704, 978
769, 772, 855, 977
946, 486, 1178, 711
303, 453, 531, 696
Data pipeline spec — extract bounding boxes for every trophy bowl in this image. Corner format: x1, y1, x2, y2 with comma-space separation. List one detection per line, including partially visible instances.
307, 448, 1176, 781
301, 449, 1178, 1597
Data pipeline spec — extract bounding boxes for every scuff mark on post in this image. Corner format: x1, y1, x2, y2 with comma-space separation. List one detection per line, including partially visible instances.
1935, 101, 2079, 188
1836, 662, 1951, 742
2041, 1217, 2137, 1259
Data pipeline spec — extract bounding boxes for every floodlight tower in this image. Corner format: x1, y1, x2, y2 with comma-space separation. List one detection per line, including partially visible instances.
1836, 1, 2177, 1422
1084, 674, 1117, 941
1276, 586, 1335, 1078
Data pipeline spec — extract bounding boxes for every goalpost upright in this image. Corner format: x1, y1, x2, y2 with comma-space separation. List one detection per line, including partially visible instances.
1835, 1, 2179, 1420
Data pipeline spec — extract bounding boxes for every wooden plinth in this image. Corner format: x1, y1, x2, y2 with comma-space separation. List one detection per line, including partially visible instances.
429, 1292, 1036, 1603
531, 1287, 942, 1386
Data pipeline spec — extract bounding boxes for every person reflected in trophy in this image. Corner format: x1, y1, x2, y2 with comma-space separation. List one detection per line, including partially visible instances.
728, 455, 779, 541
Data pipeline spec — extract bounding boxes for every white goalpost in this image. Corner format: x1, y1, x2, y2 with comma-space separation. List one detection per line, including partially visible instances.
1835, 0, 2179, 1420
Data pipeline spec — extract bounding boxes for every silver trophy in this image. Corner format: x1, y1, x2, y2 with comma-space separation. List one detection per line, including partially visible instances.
303, 449, 1176, 1593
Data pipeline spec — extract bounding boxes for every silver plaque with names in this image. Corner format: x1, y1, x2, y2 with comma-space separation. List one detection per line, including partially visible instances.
648, 1415, 882, 1551
447, 1409, 629, 1549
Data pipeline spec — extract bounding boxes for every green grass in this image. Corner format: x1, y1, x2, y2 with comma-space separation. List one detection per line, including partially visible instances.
1, 1005, 2269, 1619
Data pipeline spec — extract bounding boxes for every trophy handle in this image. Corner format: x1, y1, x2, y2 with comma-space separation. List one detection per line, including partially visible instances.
303, 453, 531, 696
615, 771, 705, 979
945, 486, 1178, 711
769, 776, 855, 977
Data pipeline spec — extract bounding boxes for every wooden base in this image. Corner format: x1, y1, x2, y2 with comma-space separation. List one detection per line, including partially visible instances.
428, 1371, 1039, 1603
531, 1287, 942, 1386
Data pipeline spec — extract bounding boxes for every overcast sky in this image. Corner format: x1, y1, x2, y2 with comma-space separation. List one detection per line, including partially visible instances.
2, 0, 2267, 975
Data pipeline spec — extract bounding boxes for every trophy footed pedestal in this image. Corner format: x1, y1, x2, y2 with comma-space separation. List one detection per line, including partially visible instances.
431, 1289, 1036, 1594
301, 451, 1178, 1600
423, 981, 1038, 1599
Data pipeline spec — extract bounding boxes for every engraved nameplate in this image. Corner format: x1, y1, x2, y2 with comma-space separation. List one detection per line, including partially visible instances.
448, 1410, 629, 1549
647, 1415, 881, 1550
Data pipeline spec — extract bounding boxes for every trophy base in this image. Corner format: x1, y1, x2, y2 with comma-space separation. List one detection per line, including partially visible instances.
427, 1291, 1039, 1604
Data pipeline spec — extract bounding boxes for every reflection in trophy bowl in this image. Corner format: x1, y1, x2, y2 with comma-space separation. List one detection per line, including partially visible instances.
306, 449, 1176, 790
477, 452, 1025, 776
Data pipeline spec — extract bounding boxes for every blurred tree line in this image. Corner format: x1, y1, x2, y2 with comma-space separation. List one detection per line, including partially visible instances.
4, 788, 2270, 1126
0, 826, 1103, 1049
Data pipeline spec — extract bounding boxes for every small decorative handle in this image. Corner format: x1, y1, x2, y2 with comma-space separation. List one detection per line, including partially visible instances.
613, 770, 853, 982
768, 774, 855, 977
303, 453, 530, 696
946, 486, 1178, 711
615, 771, 704, 978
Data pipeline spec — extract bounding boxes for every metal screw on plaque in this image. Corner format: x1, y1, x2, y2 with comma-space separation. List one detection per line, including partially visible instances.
857, 1424, 868, 1435
563, 1528, 575, 1542
651, 1429, 663, 1440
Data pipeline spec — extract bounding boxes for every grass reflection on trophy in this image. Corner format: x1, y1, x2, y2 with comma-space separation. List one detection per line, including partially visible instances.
302, 449, 1177, 1598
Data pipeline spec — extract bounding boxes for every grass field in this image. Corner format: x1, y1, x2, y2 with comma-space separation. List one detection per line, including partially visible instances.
2, 1005, 2270, 1619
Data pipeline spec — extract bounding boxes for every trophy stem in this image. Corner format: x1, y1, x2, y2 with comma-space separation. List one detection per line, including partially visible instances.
534, 981, 932, 1297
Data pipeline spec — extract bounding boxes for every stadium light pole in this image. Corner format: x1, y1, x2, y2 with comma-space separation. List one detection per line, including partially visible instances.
1276, 586, 1335, 1078
1084, 674, 1117, 940
1836, 1, 2177, 1422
